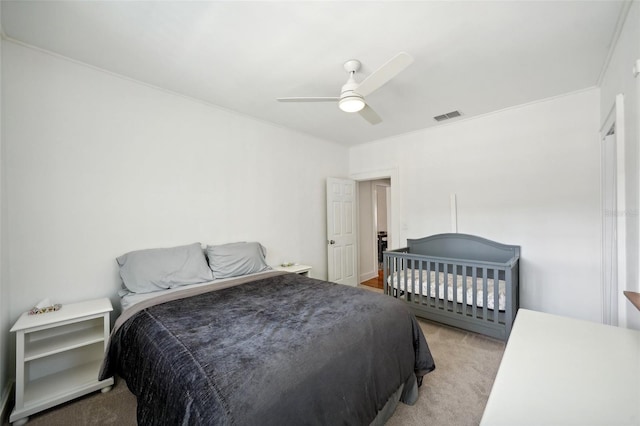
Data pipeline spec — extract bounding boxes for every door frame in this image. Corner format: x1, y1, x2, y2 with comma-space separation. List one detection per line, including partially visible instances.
600, 93, 626, 327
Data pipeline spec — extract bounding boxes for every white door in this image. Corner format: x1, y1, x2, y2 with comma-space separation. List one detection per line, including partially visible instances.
327, 178, 358, 286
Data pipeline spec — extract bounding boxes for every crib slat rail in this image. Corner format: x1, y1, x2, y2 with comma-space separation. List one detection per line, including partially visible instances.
383, 234, 520, 341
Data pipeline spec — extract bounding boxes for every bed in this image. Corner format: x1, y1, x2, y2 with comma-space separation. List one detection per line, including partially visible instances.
100, 241, 435, 425
383, 233, 520, 341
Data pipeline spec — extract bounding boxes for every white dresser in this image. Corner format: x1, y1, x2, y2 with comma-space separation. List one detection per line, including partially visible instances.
481, 309, 640, 426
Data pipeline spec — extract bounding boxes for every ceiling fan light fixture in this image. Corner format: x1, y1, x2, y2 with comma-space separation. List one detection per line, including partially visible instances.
339, 96, 365, 113
277, 52, 413, 124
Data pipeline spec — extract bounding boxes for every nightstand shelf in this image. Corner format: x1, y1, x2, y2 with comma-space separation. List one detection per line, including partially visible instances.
23, 359, 107, 410
24, 319, 105, 361
10, 298, 114, 425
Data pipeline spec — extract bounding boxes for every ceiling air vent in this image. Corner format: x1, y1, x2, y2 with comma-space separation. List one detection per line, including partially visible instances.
434, 110, 462, 122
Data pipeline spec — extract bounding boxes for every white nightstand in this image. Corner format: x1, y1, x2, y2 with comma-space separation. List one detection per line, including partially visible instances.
274, 264, 312, 277
9, 298, 114, 425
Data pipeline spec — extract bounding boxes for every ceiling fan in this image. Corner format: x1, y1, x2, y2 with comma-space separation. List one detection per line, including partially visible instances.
277, 52, 414, 125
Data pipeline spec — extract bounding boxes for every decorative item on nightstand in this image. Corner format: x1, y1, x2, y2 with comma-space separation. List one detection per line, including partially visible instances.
274, 263, 312, 277
9, 298, 114, 426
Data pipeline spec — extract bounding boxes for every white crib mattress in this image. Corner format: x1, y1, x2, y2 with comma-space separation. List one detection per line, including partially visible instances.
389, 269, 506, 311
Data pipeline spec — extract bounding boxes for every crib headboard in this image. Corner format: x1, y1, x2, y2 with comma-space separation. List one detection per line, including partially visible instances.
406, 233, 520, 264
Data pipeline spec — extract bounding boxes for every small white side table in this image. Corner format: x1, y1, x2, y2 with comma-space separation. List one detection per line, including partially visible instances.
9, 298, 114, 425
273, 264, 312, 277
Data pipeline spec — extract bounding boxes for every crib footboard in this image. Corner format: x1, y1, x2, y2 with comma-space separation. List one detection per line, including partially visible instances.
383, 237, 519, 341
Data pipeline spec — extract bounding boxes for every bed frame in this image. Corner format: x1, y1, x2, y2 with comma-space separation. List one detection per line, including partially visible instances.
383, 233, 520, 341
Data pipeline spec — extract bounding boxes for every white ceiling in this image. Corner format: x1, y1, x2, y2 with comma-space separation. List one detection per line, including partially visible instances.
1, 1, 627, 146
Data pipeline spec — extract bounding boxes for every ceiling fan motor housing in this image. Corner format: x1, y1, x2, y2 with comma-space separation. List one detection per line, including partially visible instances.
339, 62, 365, 112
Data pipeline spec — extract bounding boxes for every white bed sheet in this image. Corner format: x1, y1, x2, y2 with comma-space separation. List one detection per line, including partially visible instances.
389, 269, 506, 311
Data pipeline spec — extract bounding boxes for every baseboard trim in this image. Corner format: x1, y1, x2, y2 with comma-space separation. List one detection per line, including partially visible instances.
0, 380, 14, 424
359, 271, 377, 283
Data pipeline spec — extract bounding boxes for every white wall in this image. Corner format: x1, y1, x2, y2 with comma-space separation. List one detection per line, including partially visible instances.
376, 184, 388, 233
599, 1, 640, 329
0, 12, 11, 419
357, 180, 376, 282
2, 40, 348, 327
350, 89, 602, 323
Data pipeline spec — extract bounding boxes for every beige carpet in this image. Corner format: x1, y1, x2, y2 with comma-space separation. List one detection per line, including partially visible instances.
388, 320, 505, 426
3, 318, 504, 426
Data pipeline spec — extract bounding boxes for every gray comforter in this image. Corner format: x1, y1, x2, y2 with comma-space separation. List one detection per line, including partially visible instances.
100, 271, 435, 425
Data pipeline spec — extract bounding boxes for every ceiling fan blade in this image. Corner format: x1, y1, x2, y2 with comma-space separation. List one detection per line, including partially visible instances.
355, 52, 414, 97
358, 104, 382, 125
277, 97, 339, 102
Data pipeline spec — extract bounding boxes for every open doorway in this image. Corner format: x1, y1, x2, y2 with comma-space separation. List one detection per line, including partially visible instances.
358, 179, 391, 289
